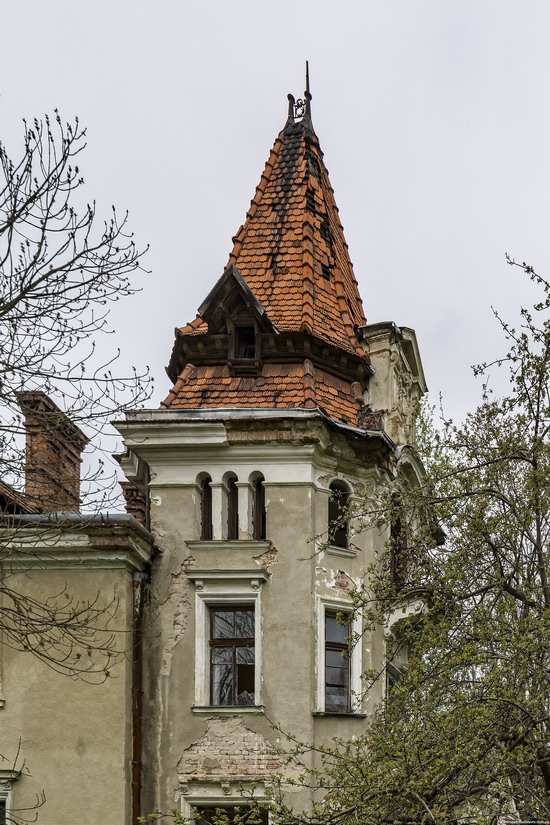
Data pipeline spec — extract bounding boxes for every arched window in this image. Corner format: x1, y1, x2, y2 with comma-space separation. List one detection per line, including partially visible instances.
199, 475, 212, 540
251, 474, 266, 540
328, 481, 350, 549
226, 473, 239, 540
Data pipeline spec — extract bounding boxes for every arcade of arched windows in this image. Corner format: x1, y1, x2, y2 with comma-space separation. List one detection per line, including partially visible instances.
197, 472, 267, 541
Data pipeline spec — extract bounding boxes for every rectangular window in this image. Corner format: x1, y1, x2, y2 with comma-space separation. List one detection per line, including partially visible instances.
0, 798, 6, 825
194, 806, 268, 825
386, 635, 409, 695
325, 611, 351, 713
210, 607, 255, 706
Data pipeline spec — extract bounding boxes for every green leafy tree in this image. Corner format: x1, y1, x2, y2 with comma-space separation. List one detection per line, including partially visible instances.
265, 259, 550, 825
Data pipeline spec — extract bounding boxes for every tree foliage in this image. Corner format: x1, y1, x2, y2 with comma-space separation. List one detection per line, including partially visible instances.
266, 260, 550, 825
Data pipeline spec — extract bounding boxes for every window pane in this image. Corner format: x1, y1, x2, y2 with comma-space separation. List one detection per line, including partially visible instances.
234, 610, 254, 638
326, 665, 348, 686
326, 649, 348, 668
326, 613, 349, 644
236, 646, 254, 664
212, 664, 233, 705
212, 610, 235, 639
212, 609, 254, 639
325, 685, 349, 712
212, 647, 232, 664
0, 800, 6, 825
209, 608, 255, 706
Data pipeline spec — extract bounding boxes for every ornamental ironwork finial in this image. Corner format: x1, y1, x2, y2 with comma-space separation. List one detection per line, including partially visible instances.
285, 61, 314, 131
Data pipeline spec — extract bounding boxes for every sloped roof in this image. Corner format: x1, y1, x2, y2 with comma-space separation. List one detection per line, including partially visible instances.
162, 362, 362, 427
175, 111, 366, 354
164, 87, 370, 425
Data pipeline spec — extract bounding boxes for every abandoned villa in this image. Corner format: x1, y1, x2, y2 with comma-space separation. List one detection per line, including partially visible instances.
0, 79, 427, 824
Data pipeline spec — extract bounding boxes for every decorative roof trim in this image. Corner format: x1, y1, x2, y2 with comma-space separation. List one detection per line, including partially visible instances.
197, 263, 269, 321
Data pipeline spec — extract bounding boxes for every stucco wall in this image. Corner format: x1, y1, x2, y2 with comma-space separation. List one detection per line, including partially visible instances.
138, 419, 392, 816
1, 544, 141, 824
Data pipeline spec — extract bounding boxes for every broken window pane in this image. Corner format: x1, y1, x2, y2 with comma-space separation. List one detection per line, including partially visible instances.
210, 607, 255, 706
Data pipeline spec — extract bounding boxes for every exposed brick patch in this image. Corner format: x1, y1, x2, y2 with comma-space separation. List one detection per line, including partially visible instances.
253, 546, 278, 573
334, 570, 355, 594
178, 717, 284, 782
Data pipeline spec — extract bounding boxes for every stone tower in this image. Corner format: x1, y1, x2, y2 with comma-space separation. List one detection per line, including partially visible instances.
117, 73, 427, 820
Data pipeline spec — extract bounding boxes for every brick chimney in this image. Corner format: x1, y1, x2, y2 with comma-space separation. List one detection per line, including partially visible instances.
17, 392, 89, 513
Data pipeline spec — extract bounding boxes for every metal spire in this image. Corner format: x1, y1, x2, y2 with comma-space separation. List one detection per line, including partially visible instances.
284, 61, 315, 132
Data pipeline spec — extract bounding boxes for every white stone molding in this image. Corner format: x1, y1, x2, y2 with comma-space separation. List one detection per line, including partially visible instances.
315, 595, 363, 714
178, 779, 270, 821
187, 571, 267, 708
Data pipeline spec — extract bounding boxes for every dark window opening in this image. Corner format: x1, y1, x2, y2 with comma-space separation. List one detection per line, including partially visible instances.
227, 475, 238, 540
200, 476, 213, 540
210, 607, 255, 706
252, 475, 266, 540
235, 326, 256, 359
325, 611, 351, 712
321, 264, 331, 280
0, 799, 6, 825
328, 482, 350, 549
194, 806, 268, 825
306, 188, 316, 213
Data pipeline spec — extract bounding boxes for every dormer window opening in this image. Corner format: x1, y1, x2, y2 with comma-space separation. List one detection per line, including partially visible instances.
321, 264, 331, 281
235, 326, 256, 359
306, 188, 316, 214
328, 481, 350, 549
226, 474, 239, 540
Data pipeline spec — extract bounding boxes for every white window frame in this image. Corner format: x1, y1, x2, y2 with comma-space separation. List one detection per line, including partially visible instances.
186, 570, 267, 710
179, 781, 270, 823
316, 596, 362, 714
0, 770, 18, 824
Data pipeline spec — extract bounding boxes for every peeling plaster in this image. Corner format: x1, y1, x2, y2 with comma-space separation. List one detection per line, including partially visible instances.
177, 716, 284, 782
161, 561, 192, 675
333, 570, 355, 594
253, 546, 278, 573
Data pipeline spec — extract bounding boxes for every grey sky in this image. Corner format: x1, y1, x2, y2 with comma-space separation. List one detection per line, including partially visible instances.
2, 0, 550, 423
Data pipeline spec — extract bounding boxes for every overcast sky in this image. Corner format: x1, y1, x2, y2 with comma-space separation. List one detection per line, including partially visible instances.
2, 0, 550, 425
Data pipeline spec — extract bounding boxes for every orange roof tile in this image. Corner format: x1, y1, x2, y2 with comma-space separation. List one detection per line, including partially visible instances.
224, 118, 366, 355
164, 88, 371, 427
175, 109, 367, 356
162, 360, 361, 426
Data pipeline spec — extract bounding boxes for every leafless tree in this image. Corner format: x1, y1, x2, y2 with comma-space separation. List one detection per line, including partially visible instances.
0, 112, 153, 678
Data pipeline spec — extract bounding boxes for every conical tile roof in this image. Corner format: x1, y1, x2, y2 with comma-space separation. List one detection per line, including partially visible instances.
225, 118, 366, 355
164, 87, 371, 427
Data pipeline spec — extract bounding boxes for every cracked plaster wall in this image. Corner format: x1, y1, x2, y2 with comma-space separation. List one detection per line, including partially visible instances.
141, 429, 391, 814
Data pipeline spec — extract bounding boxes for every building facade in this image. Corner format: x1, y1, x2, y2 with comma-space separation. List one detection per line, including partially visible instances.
1, 78, 426, 824
116, 80, 427, 820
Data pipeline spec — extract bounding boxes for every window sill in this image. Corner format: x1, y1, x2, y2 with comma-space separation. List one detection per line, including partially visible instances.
312, 711, 367, 718
192, 705, 265, 715
186, 540, 271, 552
325, 545, 357, 558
